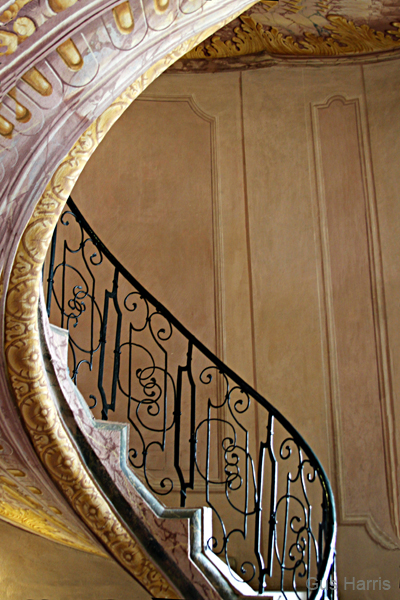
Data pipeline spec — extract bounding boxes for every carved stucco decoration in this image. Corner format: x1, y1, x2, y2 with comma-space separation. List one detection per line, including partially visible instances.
0, 463, 108, 554
4, 61, 183, 600
0, 0, 255, 569
2, 9, 253, 593
179, 0, 400, 65
0, 0, 111, 58
0, 270, 108, 555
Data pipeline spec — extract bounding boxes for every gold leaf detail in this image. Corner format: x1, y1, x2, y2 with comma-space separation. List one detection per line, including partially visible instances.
7, 469, 26, 477
154, 0, 169, 14
185, 14, 400, 59
113, 2, 134, 35
13, 16, 36, 41
57, 38, 84, 71
22, 68, 53, 96
8, 88, 31, 123
0, 0, 32, 25
26, 486, 42, 494
0, 114, 14, 138
0, 30, 18, 55
47, 0, 78, 14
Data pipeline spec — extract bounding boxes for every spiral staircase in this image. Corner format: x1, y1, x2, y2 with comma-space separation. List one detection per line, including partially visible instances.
0, 0, 340, 597
41, 196, 337, 599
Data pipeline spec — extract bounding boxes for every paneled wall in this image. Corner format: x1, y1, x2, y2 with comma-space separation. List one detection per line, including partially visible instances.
73, 60, 400, 598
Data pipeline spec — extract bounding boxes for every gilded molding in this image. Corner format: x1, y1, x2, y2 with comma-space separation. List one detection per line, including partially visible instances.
0, 0, 32, 24
3, 14, 246, 594
112, 2, 135, 35
0, 16, 35, 55
185, 15, 400, 59
4, 63, 181, 600
0, 466, 107, 555
0, 0, 78, 54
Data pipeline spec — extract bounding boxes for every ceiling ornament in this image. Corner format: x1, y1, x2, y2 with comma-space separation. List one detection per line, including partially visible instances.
185, 14, 400, 59
181, 0, 400, 62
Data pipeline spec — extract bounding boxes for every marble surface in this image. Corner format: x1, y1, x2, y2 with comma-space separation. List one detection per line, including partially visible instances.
0, 0, 258, 597
42, 296, 253, 599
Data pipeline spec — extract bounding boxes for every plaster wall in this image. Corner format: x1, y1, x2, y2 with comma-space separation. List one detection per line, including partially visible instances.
71, 59, 400, 598
0, 519, 151, 600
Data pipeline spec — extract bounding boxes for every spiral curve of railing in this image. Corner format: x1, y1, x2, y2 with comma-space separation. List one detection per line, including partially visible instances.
44, 196, 337, 599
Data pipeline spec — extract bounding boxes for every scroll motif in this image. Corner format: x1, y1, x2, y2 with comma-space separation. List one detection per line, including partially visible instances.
185, 14, 400, 59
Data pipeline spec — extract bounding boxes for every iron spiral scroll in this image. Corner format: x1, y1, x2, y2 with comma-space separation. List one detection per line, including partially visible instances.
44, 196, 337, 599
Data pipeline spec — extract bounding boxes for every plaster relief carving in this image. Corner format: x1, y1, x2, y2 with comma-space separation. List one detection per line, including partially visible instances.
56, 38, 84, 71
19, 61, 63, 110
0, 16, 35, 55
4, 29, 240, 594
311, 94, 400, 549
179, 0, 204, 16
143, 0, 178, 31
13, 15, 35, 40
154, 0, 168, 14
51, 34, 99, 86
173, 0, 400, 71
0, 464, 107, 555
0, 113, 13, 136
47, 0, 78, 13
7, 88, 32, 123
2, 87, 45, 138
113, 2, 135, 34
186, 15, 400, 60
0, 0, 32, 24
21, 67, 53, 96
104, 0, 147, 51
0, 29, 18, 54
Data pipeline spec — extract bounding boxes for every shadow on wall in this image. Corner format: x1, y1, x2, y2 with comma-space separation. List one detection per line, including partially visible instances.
0, 519, 151, 600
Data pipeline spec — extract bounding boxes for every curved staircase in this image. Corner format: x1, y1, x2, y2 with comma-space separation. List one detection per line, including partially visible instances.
41, 196, 337, 600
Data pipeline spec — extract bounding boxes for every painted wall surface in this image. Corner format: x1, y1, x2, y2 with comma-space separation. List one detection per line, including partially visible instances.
71, 60, 400, 597
0, 519, 151, 599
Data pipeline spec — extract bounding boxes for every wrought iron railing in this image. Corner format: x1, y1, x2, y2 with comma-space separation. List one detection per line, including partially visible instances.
44, 196, 337, 599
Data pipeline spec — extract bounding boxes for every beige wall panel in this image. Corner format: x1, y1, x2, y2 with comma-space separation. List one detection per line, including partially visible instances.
337, 524, 398, 598
73, 72, 254, 385
363, 58, 400, 511
315, 95, 391, 533
241, 67, 330, 467
150, 72, 254, 385
74, 92, 217, 352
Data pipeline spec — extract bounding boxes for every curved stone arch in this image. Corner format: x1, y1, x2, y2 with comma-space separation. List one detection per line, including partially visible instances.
3, 52, 188, 600
0, 2, 256, 596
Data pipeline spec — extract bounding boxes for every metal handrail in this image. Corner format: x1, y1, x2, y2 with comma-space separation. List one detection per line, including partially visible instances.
44, 195, 337, 599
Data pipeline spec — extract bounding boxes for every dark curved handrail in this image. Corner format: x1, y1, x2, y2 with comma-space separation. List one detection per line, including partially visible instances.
45, 195, 337, 599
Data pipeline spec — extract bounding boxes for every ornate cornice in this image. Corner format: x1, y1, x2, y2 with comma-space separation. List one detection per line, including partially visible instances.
185, 14, 400, 60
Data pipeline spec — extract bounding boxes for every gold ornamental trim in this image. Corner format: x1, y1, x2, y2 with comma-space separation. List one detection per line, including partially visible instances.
4, 70, 179, 599
185, 15, 400, 59
0, 466, 107, 555
3, 10, 251, 596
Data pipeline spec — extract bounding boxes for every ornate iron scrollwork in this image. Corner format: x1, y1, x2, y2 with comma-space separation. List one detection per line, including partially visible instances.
44, 196, 337, 598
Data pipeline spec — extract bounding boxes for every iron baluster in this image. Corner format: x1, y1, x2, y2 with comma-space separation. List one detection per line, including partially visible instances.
43, 195, 337, 598
254, 434, 267, 593
46, 223, 57, 317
